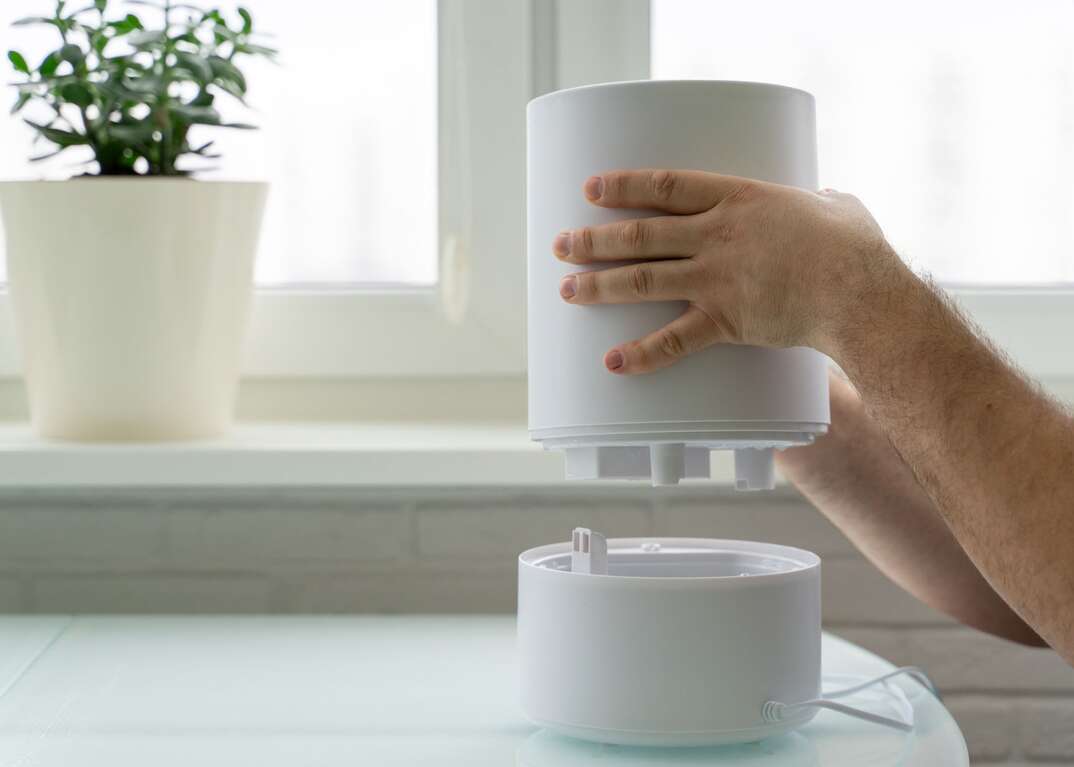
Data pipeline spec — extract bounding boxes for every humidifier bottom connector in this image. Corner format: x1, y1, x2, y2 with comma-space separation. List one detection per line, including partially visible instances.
561, 444, 779, 489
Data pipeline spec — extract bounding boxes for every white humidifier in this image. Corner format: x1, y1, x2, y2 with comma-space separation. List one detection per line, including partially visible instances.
518, 532, 823, 746
527, 80, 831, 488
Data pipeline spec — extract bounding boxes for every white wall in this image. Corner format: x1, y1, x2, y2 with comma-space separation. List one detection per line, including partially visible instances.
0, 485, 1070, 764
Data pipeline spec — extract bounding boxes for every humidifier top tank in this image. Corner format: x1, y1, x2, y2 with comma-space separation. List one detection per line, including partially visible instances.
526, 80, 830, 489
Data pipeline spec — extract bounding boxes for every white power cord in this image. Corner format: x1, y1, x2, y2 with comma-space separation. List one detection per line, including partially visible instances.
762, 666, 936, 733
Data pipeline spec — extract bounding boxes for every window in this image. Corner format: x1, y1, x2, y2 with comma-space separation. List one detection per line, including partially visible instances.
549, 0, 1073, 378
0, 0, 1068, 386
0, 1, 438, 287
651, 0, 1074, 287
0, 0, 531, 378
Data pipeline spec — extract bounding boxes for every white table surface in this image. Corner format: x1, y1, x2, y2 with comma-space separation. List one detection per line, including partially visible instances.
0, 615, 967, 766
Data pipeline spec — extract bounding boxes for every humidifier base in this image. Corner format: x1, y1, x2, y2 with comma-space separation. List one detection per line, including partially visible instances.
518, 537, 824, 746
526, 714, 817, 748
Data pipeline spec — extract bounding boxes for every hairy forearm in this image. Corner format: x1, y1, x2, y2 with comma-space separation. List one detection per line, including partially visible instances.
822, 259, 1074, 660
778, 374, 1045, 646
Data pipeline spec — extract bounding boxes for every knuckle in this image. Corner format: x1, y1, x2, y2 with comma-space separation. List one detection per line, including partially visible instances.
724, 181, 758, 205
607, 172, 630, 201
628, 264, 654, 297
703, 215, 739, 244
577, 272, 596, 300
656, 327, 686, 359
577, 226, 595, 257
620, 219, 649, 250
650, 170, 677, 201
709, 310, 739, 342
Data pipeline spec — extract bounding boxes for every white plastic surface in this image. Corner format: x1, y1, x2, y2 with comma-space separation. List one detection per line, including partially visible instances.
518, 538, 823, 746
735, 448, 777, 491
0, 179, 266, 440
0, 615, 967, 765
564, 445, 711, 482
527, 81, 831, 486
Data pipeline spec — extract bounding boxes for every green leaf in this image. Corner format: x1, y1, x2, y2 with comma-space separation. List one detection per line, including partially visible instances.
175, 52, 212, 82
60, 81, 93, 107
39, 52, 61, 77
188, 140, 219, 158
122, 74, 161, 94
11, 16, 53, 26
208, 55, 245, 92
107, 122, 154, 142
29, 148, 66, 162
59, 44, 84, 69
7, 50, 29, 74
109, 14, 143, 34
95, 0, 107, 10
90, 31, 107, 55
170, 103, 220, 124
236, 43, 277, 59
10, 91, 32, 115
128, 29, 165, 46
189, 89, 214, 107
237, 6, 252, 34
212, 77, 246, 104
24, 120, 90, 147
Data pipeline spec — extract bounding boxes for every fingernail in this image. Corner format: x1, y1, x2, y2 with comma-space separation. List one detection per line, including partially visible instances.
584, 176, 604, 201
559, 275, 577, 300
553, 231, 572, 259
605, 349, 624, 371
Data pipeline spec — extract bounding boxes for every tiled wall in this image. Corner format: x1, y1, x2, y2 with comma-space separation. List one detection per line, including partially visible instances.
0, 485, 1070, 764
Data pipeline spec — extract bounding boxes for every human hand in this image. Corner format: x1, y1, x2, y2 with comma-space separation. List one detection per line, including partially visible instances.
554, 169, 908, 374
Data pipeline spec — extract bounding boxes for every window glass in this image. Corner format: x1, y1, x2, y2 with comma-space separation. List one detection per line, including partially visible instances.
0, 0, 438, 286
652, 0, 1074, 284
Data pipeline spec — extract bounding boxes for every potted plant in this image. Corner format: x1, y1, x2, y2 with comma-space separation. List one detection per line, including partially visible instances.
0, 0, 274, 440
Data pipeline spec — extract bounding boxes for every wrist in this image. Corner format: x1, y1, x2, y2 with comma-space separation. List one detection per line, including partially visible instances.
810, 243, 925, 368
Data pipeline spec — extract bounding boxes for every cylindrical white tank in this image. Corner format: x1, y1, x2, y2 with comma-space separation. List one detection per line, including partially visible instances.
527, 80, 830, 488
517, 537, 822, 746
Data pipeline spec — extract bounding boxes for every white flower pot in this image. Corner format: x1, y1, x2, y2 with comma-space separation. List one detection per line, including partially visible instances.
0, 179, 267, 441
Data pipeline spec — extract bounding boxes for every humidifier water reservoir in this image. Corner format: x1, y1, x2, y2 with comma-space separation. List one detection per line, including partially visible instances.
518, 536, 823, 746
527, 80, 831, 488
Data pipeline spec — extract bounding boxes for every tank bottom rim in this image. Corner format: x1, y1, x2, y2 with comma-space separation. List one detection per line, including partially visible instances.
533, 426, 828, 451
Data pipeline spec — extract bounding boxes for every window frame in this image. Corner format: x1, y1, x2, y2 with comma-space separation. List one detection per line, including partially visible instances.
0, 0, 1069, 384
632, 0, 1074, 381
239, 0, 533, 377
0, 0, 532, 379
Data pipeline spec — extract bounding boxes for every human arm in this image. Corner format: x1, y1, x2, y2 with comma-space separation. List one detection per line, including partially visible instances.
555, 169, 1074, 660
778, 372, 1046, 646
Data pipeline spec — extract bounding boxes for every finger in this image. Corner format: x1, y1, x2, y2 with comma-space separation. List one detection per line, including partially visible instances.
585, 169, 755, 214
560, 260, 698, 305
554, 216, 701, 264
604, 305, 721, 375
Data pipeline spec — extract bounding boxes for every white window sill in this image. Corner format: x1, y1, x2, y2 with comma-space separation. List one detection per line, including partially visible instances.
0, 421, 743, 488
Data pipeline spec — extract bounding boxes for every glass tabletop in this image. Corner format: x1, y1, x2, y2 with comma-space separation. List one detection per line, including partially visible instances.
0, 615, 967, 766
